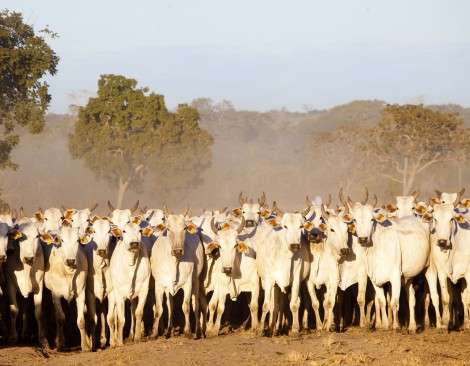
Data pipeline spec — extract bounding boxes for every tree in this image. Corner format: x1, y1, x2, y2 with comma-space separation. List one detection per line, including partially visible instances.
369, 104, 470, 195
0, 10, 59, 170
69, 74, 213, 208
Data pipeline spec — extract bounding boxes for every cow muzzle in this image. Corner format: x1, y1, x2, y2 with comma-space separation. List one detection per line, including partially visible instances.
358, 237, 369, 245
129, 242, 140, 252
222, 266, 232, 275
23, 256, 34, 265
0, 255, 6, 263
66, 259, 77, 268
208, 248, 220, 259
308, 231, 323, 244
290, 243, 301, 252
97, 249, 107, 257
340, 248, 351, 257
172, 248, 184, 258
245, 220, 256, 228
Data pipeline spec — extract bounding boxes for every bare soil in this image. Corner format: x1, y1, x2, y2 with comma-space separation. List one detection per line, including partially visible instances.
1, 328, 469, 366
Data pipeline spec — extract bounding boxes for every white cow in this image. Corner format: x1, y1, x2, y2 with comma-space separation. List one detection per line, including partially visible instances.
350, 201, 402, 330
107, 200, 140, 229
304, 206, 346, 331
395, 194, 433, 332
256, 210, 310, 336
151, 212, 203, 338
436, 188, 465, 206
431, 203, 470, 328
84, 217, 113, 348
44, 225, 90, 351
206, 216, 260, 336
6, 221, 46, 345
35, 208, 63, 235
107, 222, 152, 346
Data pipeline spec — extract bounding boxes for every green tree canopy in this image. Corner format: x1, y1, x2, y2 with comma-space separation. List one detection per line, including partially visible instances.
0, 10, 59, 170
69, 74, 213, 208
369, 104, 470, 195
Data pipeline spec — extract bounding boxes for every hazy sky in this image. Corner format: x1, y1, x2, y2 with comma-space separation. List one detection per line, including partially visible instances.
5, 0, 470, 112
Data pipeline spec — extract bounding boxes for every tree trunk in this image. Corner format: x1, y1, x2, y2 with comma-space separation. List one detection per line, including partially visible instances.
116, 177, 130, 209
401, 157, 409, 195
457, 162, 463, 190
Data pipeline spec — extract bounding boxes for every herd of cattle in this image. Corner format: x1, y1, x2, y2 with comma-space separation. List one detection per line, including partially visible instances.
1, 189, 470, 351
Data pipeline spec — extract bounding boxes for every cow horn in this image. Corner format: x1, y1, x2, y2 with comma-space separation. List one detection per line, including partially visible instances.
347, 196, 354, 207
325, 194, 332, 208
19, 206, 24, 218
361, 187, 369, 205
372, 194, 378, 207
61, 205, 66, 212
321, 203, 329, 219
239, 192, 246, 206
90, 203, 99, 212
343, 202, 350, 215
458, 188, 466, 203
435, 190, 442, 197
210, 217, 218, 235
306, 195, 311, 206
163, 204, 170, 217
339, 188, 347, 207
272, 201, 283, 216
131, 200, 139, 213
237, 216, 245, 234
411, 191, 419, 200
107, 200, 115, 212
220, 206, 228, 214
184, 207, 191, 217
258, 192, 267, 207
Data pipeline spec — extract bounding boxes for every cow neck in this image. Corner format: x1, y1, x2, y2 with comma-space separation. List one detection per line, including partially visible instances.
239, 224, 258, 241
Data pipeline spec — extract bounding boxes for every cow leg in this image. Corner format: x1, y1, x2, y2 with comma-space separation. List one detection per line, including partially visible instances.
207, 288, 218, 335
191, 282, 201, 339
275, 292, 284, 335
389, 274, 401, 331
306, 280, 321, 330
116, 298, 125, 346
182, 283, 193, 337
249, 279, 260, 333
151, 286, 164, 338
129, 298, 137, 341
373, 285, 388, 329
405, 280, 417, 333
7, 284, 18, 344
165, 290, 174, 338
34, 286, 46, 348
463, 273, 470, 329
21, 297, 29, 341
268, 286, 279, 337
198, 284, 208, 337
107, 293, 116, 347
86, 291, 97, 350
324, 283, 337, 332
260, 283, 272, 335
134, 288, 148, 342
289, 280, 301, 336
76, 291, 90, 351
425, 267, 442, 329
357, 273, 367, 328
438, 272, 450, 328
52, 295, 65, 351
213, 288, 226, 336
99, 301, 107, 348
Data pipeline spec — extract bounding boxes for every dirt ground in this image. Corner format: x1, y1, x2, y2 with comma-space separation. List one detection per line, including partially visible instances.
1, 328, 470, 366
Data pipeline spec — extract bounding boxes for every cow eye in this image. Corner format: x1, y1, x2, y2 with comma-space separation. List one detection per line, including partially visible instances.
283, 225, 287, 229
257, 211, 261, 215
330, 228, 335, 232
44, 218, 48, 221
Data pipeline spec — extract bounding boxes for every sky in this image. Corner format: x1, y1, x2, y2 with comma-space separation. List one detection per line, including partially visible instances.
4, 0, 470, 112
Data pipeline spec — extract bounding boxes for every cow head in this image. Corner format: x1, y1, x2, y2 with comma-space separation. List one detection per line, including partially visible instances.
88, 218, 112, 258
144, 209, 165, 228
0, 223, 10, 263
322, 205, 351, 258
348, 198, 375, 246
119, 222, 143, 266
431, 203, 455, 250
163, 208, 196, 259
54, 226, 89, 270
236, 192, 266, 228
35, 208, 62, 234
210, 216, 245, 276
11, 222, 41, 267
277, 212, 305, 254
436, 188, 465, 206
396, 191, 419, 218
107, 200, 139, 229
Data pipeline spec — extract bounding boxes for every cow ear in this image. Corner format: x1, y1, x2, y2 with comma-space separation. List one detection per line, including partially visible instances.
303, 221, 314, 232
374, 213, 386, 223
131, 215, 142, 225
221, 222, 231, 231
156, 223, 166, 232
10, 230, 23, 240
347, 223, 356, 234
236, 241, 248, 253
111, 228, 123, 238
260, 208, 271, 219
267, 218, 280, 229
141, 227, 154, 237
86, 226, 95, 235
63, 209, 74, 220
454, 214, 466, 224
34, 212, 44, 222
319, 223, 328, 232
79, 234, 92, 245
232, 208, 242, 217
186, 222, 198, 235
62, 218, 72, 227
40, 233, 55, 245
